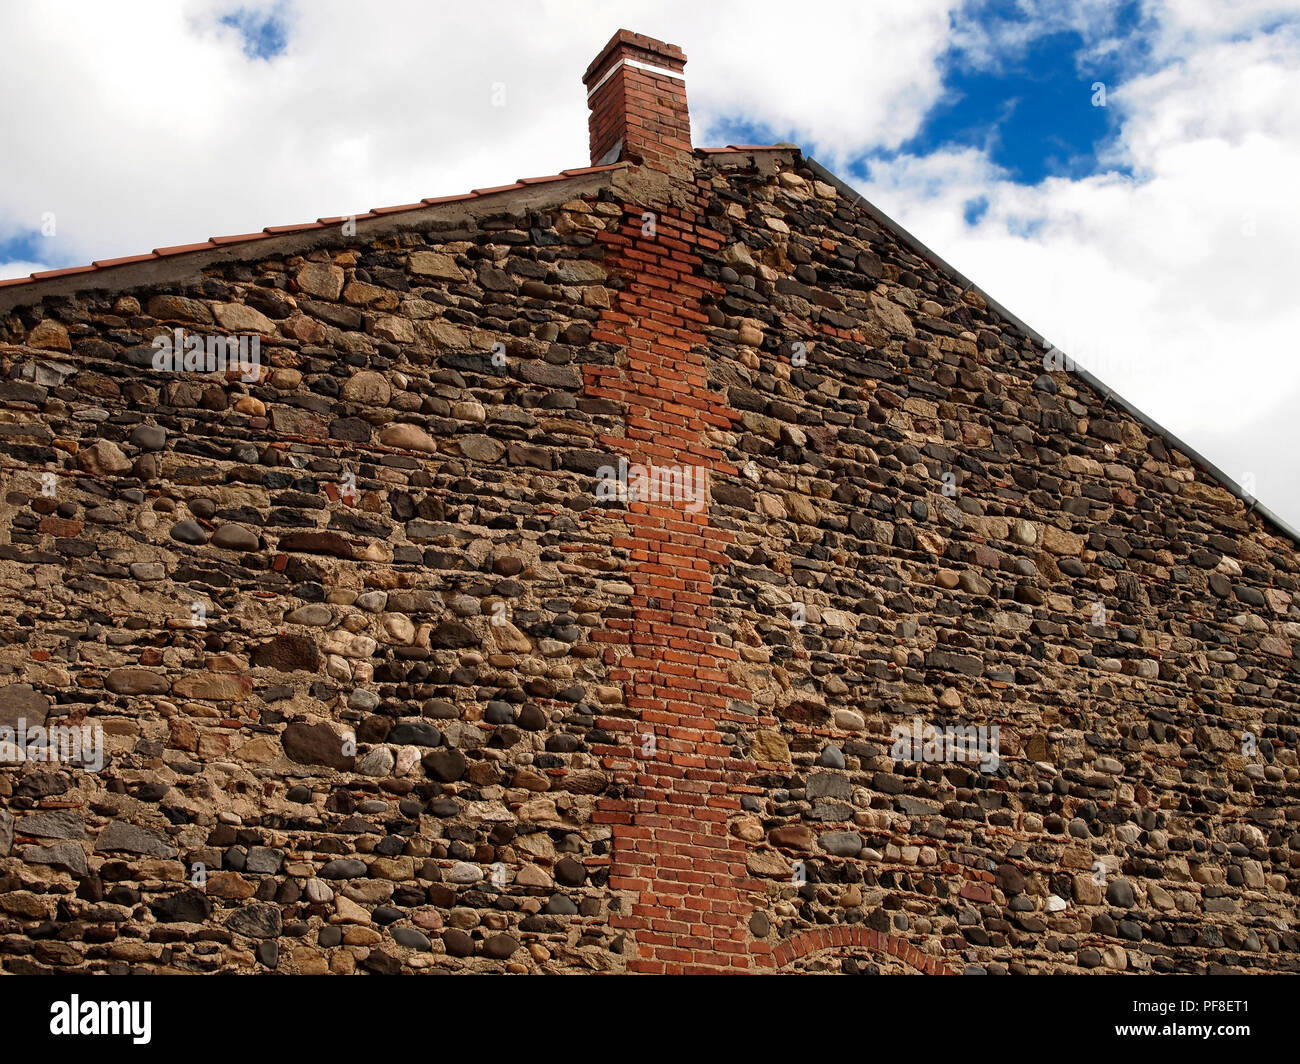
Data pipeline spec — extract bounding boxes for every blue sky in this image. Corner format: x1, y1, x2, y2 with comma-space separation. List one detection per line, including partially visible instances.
217, 3, 289, 59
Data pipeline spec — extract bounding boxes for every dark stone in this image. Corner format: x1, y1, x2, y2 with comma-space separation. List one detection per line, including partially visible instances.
362, 949, 401, 975
150, 890, 212, 923
483, 934, 519, 959
226, 902, 282, 939
554, 857, 586, 887
442, 929, 474, 957
387, 722, 441, 746
319, 859, 368, 879
428, 622, 478, 649
422, 748, 466, 782
1106, 879, 1136, 907
282, 722, 354, 770
392, 927, 432, 951
169, 520, 208, 545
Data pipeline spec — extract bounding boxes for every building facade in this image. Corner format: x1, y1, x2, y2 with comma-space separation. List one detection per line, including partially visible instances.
0, 31, 1296, 975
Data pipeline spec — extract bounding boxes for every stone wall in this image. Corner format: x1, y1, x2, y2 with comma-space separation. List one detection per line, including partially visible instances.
0, 149, 1296, 974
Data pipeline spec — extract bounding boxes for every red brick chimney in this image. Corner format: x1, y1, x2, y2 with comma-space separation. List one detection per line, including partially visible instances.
583, 29, 691, 173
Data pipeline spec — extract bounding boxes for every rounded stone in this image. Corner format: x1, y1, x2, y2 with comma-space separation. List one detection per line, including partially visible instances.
342, 370, 391, 405
442, 929, 474, 957
392, 927, 431, 951
448, 862, 483, 884
212, 524, 259, 551
483, 934, 519, 959
554, 857, 586, 887
169, 520, 208, 545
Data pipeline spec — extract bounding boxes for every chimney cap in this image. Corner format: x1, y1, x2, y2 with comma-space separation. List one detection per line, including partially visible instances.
583, 29, 687, 85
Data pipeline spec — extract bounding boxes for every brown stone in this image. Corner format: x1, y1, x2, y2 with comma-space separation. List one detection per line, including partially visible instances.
282, 721, 354, 770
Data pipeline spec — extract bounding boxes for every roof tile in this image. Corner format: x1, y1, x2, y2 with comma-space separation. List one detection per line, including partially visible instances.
420, 193, 478, 205
92, 253, 159, 268
209, 232, 272, 246
263, 222, 326, 234
154, 241, 217, 256
369, 202, 428, 216
31, 265, 97, 279
471, 182, 526, 196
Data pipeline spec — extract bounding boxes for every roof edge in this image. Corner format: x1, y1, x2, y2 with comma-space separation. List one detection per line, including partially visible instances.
801, 155, 1300, 549
0, 164, 627, 314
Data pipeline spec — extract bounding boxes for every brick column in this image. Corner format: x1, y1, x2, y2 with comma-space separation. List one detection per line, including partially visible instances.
586, 192, 766, 972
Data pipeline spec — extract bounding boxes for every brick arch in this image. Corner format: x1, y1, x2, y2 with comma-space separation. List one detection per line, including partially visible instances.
771, 927, 958, 974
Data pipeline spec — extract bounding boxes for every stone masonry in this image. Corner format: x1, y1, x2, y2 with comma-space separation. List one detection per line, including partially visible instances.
0, 32, 1296, 975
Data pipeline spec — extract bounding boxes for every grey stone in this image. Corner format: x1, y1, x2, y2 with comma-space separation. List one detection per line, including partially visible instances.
806, 772, 851, 800
319, 858, 367, 879
130, 425, 167, 451
448, 862, 483, 884
169, 520, 208, 545
105, 668, 170, 695
23, 842, 88, 876
809, 802, 853, 821
0, 683, 50, 729
1106, 879, 1137, 908
357, 746, 395, 776
16, 809, 86, 840
245, 847, 285, 874
818, 831, 864, 857
212, 524, 259, 551
392, 927, 432, 951
97, 821, 177, 857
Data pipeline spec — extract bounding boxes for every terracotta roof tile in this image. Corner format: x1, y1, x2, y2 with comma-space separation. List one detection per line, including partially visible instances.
561, 163, 624, 176
154, 241, 217, 256
92, 253, 159, 268
368, 202, 428, 216
31, 265, 97, 280
517, 173, 571, 186
262, 222, 325, 234
471, 182, 526, 196
209, 232, 273, 246
420, 193, 478, 205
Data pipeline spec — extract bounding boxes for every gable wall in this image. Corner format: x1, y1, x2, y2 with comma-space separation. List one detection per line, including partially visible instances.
0, 150, 1296, 974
